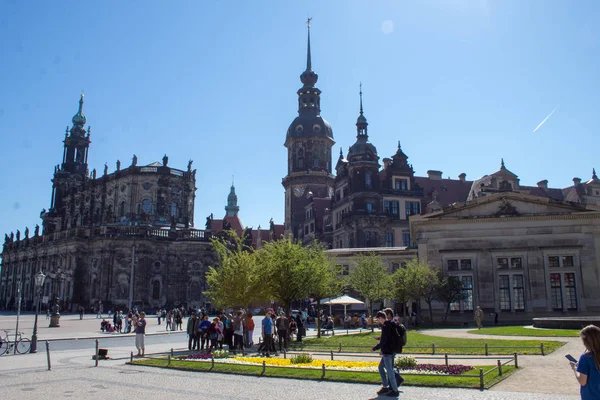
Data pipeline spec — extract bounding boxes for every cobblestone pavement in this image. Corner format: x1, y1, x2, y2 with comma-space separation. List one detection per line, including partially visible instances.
418, 328, 582, 396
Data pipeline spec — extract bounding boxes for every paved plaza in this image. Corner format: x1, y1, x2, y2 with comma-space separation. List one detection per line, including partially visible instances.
0, 313, 582, 399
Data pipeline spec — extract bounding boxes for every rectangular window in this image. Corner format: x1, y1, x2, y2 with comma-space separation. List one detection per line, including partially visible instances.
385, 232, 394, 247
394, 179, 407, 190
497, 257, 509, 269
366, 203, 373, 212
447, 259, 459, 271
342, 265, 349, 276
405, 201, 420, 217
365, 231, 371, 247
499, 275, 511, 311
564, 273, 577, 310
402, 233, 410, 247
392, 263, 400, 272
550, 273, 563, 311
391, 201, 399, 218
511, 257, 522, 269
513, 274, 525, 311
461, 276, 474, 311
562, 256, 574, 267
460, 259, 472, 271
548, 256, 560, 268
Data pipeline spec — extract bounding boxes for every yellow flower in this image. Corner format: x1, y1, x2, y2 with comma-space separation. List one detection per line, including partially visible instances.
233, 357, 378, 369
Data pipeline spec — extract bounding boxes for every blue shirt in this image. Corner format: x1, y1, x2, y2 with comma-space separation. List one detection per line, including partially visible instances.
262, 317, 273, 335
577, 353, 600, 400
199, 320, 211, 333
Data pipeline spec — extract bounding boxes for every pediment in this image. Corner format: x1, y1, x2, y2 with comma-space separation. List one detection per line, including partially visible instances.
423, 193, 593, 220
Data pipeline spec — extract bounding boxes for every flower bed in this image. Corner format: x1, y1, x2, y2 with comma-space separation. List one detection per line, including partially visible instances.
175, 354, 473, 375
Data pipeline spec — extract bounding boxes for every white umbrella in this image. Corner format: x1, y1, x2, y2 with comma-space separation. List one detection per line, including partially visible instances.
324, 295, 365, 316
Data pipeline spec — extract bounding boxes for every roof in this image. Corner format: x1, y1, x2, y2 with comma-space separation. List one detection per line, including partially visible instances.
414, 176, 473, 207
210, 215, 244, 236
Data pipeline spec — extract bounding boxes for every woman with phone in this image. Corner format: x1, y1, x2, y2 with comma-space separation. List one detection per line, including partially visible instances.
568, 324, 600, 399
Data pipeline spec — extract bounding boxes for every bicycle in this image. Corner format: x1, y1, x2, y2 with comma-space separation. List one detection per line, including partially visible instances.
0, 330, 31, 355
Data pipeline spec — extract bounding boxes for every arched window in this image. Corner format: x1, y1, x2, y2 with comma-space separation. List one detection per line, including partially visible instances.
142, 199, 152, 214
297, 148, 304, 169
119, 201, 126, 217
365, 171, 372, 189
152, 280, 160, 300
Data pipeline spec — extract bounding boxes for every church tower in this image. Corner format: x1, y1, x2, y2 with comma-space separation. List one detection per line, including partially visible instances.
43, 94, 92, 234
225, 182, 240, 217
282, 20, 335, 239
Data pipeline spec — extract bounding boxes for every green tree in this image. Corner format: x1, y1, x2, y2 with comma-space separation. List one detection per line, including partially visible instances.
436, 275, 467, 323
257, 237, 314, 311
303, 242, 343, 337
403, 258, 440, 326
204, 230, 264, 309
348, 252, 391, 330
391, 266, 411, 319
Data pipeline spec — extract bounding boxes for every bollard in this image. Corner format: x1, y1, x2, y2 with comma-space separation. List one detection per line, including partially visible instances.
168, 354, 171, 366
283, 350, 286, 359
497, 360, 502, 376
261, 360, 266, 375
330, 350, 334, 360
210, 357, 215, 370
321, 363, 326, 379
432, 343, 436, 355
444, 353, 449, 367
339, 342, 342, 353
485, 343, 489, 356
171, 348, 174, 357
45, 341, 51, 371
514, 352, 519, 369
540, 343, 545, 356
95, 339, 99, 367
130, 352, 133, 363
479, 368, 484, 390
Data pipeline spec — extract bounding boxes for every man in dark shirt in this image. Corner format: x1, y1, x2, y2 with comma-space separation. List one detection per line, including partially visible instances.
372, 311, 399, 397
276, 312, 289, 351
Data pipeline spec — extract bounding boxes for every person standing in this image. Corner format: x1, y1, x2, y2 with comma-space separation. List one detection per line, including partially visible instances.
276, 312, 289, 351
246, 312, 255, 347
187, 313, 198, 351
198, 315, 211, 351
233, 311, 245, 354
261, 308, 274, 357
569, 324, 600, 400
133, 312, 146, 357
372, 311, 399, 397
296, 313, 304, 342
474, 306, 484, 329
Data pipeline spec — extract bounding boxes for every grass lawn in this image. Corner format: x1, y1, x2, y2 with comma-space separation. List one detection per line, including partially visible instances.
467, 326, 580, 337
130, 357, 516, 389
288, 331, 564, 355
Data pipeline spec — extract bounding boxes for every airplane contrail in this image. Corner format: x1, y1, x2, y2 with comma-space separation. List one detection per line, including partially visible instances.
533, 107, 558, 132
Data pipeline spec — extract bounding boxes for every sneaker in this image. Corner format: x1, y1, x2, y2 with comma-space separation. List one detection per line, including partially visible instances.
376, 387, 390, 394
385, 390, 399, 397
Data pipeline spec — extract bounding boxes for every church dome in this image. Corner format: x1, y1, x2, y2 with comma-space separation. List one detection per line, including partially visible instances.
347, 135, 378, 161
286, 115, 334, 141
72, 94, 86, 128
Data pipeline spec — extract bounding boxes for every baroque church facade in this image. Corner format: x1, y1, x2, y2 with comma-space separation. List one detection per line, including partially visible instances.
283, 25, 600, 321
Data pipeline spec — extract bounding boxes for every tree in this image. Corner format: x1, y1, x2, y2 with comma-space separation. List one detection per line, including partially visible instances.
303, 242, 343, 338
348, 252, 391, 330
257, 237, 314, 311
204, 230, 264, 309
436, 275, 467, 323
406, 258, 440, 325
391, 267, 411, 319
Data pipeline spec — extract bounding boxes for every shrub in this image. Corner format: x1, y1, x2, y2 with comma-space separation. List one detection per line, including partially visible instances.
212, 349, 229, 359
290, 352, 313, 364
394, 355, 417, 368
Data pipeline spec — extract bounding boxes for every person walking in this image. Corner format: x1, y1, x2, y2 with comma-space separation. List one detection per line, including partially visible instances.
569, 324, 600, 400
474, 306, 484, 329
261, 308, 274, 357
372, 311, 399, 397
133, 312, 146, 357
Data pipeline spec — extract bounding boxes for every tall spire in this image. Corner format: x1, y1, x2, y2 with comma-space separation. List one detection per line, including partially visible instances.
306, 17, 312, 72
356, 83, 368, 136
300, 18, 318, 88
593, 168, 598, 179
225, 183, 239, 217
501, 158, 506, 169
71, 94, 87, 130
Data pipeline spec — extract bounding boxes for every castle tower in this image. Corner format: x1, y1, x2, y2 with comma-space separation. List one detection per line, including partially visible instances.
282, 20, 335, 238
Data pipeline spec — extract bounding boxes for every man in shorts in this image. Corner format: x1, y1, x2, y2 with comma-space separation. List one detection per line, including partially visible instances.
134, 311, 146, 356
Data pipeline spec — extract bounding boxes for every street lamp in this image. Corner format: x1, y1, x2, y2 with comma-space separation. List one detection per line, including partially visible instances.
30, 269, 46, 353
49, 268, 63, 328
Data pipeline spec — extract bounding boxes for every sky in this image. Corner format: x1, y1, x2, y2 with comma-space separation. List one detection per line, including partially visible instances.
1, 0, 599, 239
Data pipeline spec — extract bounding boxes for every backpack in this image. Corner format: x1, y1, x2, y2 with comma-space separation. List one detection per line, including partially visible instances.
389, 321, 407, 353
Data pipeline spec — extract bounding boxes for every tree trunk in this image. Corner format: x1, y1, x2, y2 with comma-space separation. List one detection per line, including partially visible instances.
426, 300, 434, 326
369, 301, 374, 332
443, 303, 450, 323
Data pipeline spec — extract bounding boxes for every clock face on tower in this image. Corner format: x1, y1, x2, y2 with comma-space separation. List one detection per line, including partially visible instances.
293, 185, 305, 197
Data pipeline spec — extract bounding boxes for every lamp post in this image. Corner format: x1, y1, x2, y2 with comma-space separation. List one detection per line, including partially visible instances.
49, 268, 65, 328
30, 269, 46, 353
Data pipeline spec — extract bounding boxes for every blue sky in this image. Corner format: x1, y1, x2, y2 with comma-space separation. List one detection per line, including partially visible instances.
1, 0, 599, 238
